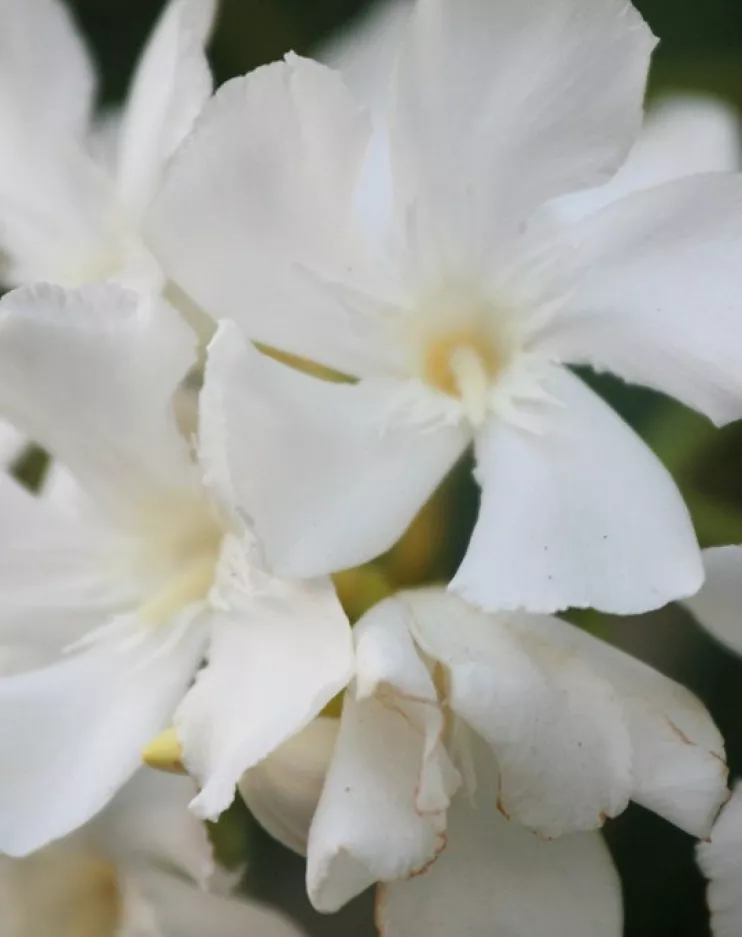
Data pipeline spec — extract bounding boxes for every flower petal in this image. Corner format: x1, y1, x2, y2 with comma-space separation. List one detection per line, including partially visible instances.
148, 55, 388, 376
542, 175, 742, 426
452, 367, 702, 614
176, 534, 353, 820
116, 0, 215, 216
200, 321, 469, 579
697, 784, 742, 937
0, 617, 206, 856
306, 695, 447, 913
684, 546, 742, 657
377, 766, 622, 937
0, 283, 198, 517
508, 611, 728, 837
239, 717, 339, 856
404, 588, 632, 837
389, 0, 655, 260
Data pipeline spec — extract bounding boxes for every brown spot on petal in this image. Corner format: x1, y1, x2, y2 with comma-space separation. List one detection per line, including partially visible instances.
407, 833, 448, 879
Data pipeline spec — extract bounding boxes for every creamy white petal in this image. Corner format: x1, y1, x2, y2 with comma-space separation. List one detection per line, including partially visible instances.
0, 284, 198, 517
123, 868, 306, 937
306, 695, 447, 913
403, 589, 632, 837
508, 612, 728, 837
176, 535, 353, 820
0, 616, 207, 856
542, 175, 742, 426
200, 321, 469, 578
698, 784, 742, 937
148, 56, 389, 376
452, 367, 702, 614
239, 718, 339, 856
684, 546, 742, 657
116, 0, 215, 216
378, 770, 622, 937
389, 0, 655, 263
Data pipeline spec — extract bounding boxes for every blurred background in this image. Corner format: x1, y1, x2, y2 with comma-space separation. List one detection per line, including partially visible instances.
53, 0, 742, 934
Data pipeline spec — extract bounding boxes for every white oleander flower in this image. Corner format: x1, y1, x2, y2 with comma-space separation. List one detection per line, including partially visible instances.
239, 588, 727, 918
148, 0, 742, 615
0, 282, 352, 856
0, 0, 215, 294
243, 719, 623, 937
0, 763, 304, 937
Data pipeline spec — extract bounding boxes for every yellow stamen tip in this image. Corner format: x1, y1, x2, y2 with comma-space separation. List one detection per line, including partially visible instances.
142, 728, 186, 775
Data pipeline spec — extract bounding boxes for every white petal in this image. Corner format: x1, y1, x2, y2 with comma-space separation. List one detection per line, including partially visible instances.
239, 717, 339, 856
553, 94, 740, 224
508, 611, 728, 837
148, 56, 388, 376
698, 784, 742, 937
306, 695, 447, 913
452, 366, 702, 614
0, 284, 198, 518
176, 534, 353, 819
684, 546, 742, 657
200, 321, 469, 578
378, 767, 622, 937
389, 0, 655, 261
543, 175, 742, 426
403, 589, 632, 837
0, 617, 206, 856
116, 0, 215, 216
122, 868, 305, 937
90, 768, 214, 886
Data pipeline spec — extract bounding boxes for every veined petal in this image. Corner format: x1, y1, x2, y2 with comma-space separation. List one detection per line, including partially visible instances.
542, 175, 742, 426
200, 321, 469, 579
0, 283, 198, 518
403, 589, 632, 837
116, 0, 215, 217
389, 0, 655, 263
509, 612, 728, 837
378, 766, 622, 937
684, 546, 742, 657
176, 535, 353, 820
452, 367, 702, 614
0, 616, 207, 856
148, 56, 387, 376
306, 694, 447, 913
698, 784, 742, 937
239, 717, 339, 856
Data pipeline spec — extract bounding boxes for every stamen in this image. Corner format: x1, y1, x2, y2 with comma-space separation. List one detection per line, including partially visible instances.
142, 728, 186, 774
449, 346, 490, 427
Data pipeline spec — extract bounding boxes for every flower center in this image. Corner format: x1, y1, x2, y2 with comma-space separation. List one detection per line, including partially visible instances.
421, 329, 501, 426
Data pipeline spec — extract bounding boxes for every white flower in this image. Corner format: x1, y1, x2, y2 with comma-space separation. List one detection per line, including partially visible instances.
241, 717, 624, 937
698, 784, 742, 937
0, 282, 352, 856
147, 0, 742, 615
0, 0, 215, 294
241, 589, 726, 913
0, 764, 304, 937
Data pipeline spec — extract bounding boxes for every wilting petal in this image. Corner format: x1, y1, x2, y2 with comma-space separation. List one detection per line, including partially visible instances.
116, 0, 215, 216
378, 760, 622, 937
306, 695, 447, 913
0, 616, 207, 856
200, 322, 469, 579
698, 784, 742, 937
684, 546, 742, 657
542, 175, 742, 426
508, 612, 728, 837
390, 0, 655, 262
176, 535, 352, 820
404, 589, 632, 837
239, 718, 339, 856
148, 55, 388, 376
452, 366, 702, 614
0, 284, 198, 517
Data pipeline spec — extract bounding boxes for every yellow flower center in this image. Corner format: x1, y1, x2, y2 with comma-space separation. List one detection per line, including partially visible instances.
422, 328, 501, 425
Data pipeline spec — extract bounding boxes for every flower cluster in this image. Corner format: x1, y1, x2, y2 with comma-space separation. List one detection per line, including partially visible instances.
2, 0, 742, 933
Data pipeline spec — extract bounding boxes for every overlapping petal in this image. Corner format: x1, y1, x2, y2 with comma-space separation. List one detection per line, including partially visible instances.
684, 546, 742, 657
698, 784, 742, 937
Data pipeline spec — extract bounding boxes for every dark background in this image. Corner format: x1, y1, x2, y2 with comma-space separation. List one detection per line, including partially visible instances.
63, 2, 742, 935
